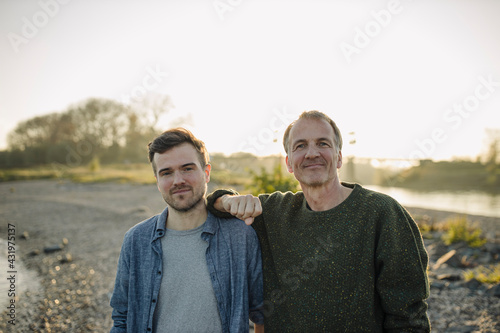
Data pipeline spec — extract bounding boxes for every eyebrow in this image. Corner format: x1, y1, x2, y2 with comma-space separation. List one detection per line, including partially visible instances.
158, 162, 197, 174
292, 137, 333, 146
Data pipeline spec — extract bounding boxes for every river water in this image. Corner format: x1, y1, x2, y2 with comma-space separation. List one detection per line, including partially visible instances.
365, 185, 500, 218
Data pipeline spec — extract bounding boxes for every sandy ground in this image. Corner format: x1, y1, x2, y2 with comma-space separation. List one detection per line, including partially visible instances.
0, 180, 167, 332
0, 180, 498, 332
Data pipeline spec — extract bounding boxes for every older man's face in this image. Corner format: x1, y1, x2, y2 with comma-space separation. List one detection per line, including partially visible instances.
285, 118, 342, 188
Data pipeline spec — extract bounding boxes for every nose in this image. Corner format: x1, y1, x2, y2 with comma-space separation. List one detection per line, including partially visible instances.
172, 170, 185, 185
304, 145, 320, 158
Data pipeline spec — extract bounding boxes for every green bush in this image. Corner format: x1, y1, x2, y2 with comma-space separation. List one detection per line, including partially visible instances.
464, 264, 500, 284
246, 164, 299, 195
88, 156, 101, 172
441, 216, 486, 248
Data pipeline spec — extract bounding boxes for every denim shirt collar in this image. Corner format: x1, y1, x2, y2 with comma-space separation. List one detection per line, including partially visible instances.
152, 207, 218, 243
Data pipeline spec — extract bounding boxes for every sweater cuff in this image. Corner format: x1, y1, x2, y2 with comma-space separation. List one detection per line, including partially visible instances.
206, 189, 240, 218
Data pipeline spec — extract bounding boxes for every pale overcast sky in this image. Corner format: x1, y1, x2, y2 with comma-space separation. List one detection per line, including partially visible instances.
1, 0, 499, 160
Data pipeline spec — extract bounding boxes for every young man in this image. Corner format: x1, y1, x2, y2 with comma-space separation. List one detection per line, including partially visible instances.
208, 111, 431, 332
110, 128, 263, 333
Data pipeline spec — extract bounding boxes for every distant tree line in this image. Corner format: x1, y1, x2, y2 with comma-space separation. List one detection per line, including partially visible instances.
381, 130, 500, 191
0, 93, 173, 168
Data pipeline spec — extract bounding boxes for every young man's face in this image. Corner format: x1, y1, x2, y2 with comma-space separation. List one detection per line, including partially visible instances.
154, 142, 210, 212
285, 118, 342, 188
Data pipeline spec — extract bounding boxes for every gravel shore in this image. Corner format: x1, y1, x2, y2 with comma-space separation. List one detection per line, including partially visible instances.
0, 180, 498, 332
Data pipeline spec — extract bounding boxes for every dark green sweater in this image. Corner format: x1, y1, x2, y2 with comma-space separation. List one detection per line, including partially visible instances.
207, 183, 430, 332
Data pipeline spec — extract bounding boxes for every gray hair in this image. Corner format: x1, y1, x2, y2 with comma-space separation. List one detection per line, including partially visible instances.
283, 111, 343, 154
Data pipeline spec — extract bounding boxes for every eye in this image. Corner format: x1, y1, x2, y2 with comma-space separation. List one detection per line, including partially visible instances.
318, 141, 330, 147
294, 143, 306, 151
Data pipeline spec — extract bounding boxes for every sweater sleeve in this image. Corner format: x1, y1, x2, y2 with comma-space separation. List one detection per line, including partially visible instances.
375, 202, 430, 332
206, 189, 240, 218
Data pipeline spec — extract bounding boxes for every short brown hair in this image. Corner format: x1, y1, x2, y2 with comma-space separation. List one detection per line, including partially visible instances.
283, 111, 343, 155
148, 128, 209, 174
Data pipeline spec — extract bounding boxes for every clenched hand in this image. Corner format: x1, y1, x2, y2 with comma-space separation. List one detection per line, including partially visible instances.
218, 194, 263, 225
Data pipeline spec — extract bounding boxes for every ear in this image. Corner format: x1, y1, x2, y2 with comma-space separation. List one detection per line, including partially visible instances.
204, 163, 212, 183
285, 156, 294, 173
337, 150, 343, 169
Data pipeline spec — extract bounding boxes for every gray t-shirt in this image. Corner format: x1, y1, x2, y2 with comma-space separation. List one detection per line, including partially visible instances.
152, 223, 223, 333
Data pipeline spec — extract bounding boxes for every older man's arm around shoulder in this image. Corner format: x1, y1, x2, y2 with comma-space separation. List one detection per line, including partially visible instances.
207, 189, 262, 225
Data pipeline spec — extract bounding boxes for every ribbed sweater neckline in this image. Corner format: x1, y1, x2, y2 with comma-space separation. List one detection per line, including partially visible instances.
302, 182, 361, 215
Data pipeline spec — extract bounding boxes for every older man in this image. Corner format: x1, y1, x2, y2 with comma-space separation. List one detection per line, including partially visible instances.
208, 111, 430, 332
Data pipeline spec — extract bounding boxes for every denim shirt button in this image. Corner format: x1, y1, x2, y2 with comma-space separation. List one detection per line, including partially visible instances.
152, 299, 156, 303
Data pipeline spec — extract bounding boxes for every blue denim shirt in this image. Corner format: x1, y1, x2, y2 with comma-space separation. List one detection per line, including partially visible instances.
110, 208, 264, 333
